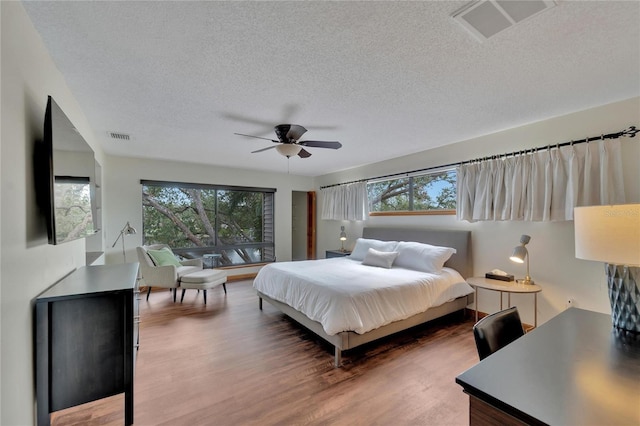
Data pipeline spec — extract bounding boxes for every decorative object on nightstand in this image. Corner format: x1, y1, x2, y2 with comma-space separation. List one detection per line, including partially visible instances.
485, 269, 514, 282
574, 204, 640, 333
510, 234, 534, 285
112, 221, 137, 262
339, 226, 347, 252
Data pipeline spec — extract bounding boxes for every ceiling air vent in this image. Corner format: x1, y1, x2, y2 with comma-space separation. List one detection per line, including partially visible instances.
107, 131, 131, 141
452, 0, 557, 42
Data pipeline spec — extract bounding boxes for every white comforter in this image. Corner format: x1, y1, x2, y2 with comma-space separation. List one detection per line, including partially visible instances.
253, 257, 473, 336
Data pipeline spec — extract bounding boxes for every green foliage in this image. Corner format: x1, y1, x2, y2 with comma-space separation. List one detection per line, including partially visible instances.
368, 178, 411, 211
367, 170, 456, 212
142, 185, 272, 265
54, 182, 94, 242
216, 191, 264, 244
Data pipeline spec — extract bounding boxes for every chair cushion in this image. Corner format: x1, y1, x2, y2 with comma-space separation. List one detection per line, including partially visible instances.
147, 247, 182, 267
180, 270, 228, 289
177, 265, 202, 278
180, 269, 227, 283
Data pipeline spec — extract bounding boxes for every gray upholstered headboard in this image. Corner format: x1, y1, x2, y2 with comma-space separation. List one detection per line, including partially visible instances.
362, 227, 472, 278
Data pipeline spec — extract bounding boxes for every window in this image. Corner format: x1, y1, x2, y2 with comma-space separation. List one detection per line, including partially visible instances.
141, 180, 275, 266
367, 169, 456, 214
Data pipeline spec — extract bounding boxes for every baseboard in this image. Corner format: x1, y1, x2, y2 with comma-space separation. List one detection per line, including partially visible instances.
227, 273, 257, 282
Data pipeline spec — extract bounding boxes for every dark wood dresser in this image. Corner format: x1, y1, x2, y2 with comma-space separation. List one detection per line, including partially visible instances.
35, 263, 140, 426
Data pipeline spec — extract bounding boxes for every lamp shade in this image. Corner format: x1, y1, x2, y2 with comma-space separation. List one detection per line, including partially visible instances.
574, 204, 640, 266
509, 234, 534, 284
276, 144, 302, 157
124, 222, 137, 235
510, 246, 527, 263
111, 221, 137, 263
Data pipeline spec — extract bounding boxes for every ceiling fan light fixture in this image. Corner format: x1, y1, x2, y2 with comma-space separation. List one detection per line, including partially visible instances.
276, 144, 302, 158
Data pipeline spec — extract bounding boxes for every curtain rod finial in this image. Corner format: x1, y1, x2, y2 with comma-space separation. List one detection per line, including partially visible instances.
625, 126, 638, 138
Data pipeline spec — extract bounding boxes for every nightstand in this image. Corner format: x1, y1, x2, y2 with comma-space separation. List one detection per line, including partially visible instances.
466, 276, 542, 328
326, 249, 351, 258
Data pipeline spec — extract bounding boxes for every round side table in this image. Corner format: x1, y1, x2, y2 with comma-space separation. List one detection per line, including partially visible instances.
467, 277, 542, 328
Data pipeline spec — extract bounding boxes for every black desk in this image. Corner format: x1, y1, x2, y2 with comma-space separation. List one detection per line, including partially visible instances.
35, 263, 139, 426
456, 308, 640, 426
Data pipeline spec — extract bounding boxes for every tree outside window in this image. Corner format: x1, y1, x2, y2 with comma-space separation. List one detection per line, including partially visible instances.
142, 181, 275, 266
54, 179, 94, 242
367, 170, 456, 213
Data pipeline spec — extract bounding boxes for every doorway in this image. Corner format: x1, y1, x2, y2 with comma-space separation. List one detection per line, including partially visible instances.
292, 191, 316, 260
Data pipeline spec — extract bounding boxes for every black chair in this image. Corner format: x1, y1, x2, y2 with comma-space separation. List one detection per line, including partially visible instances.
473, 306, 525, 360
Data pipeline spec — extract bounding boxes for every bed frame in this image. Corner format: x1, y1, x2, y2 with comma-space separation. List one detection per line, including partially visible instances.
257, 227, 473, 367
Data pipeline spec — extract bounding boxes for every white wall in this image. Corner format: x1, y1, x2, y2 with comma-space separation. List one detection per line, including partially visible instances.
0, 3, 106, 424
102, 155, 314, 274
316, 97, 640, 327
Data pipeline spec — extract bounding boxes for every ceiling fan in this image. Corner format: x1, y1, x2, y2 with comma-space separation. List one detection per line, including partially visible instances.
234, 124, 342, 158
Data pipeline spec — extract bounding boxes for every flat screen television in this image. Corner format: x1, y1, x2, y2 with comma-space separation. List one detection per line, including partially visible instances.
37, 96, 98, 245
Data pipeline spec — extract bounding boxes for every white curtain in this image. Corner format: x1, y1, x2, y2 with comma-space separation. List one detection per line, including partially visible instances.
321, 182, 369, 221
457, 139, 625, 222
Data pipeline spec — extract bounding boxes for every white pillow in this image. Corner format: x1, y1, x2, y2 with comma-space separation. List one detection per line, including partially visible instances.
394, 241, 456, 273
362, 248, 399, 269
349, 238, 398, 261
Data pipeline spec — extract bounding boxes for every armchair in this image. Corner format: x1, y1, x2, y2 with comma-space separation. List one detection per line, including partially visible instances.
136, 244, 203, 302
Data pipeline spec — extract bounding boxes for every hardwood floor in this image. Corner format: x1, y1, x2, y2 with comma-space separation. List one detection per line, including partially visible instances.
51, 280, 479, 426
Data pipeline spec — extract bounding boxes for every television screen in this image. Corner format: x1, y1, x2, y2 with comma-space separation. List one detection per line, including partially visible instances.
40, 96, 98, 244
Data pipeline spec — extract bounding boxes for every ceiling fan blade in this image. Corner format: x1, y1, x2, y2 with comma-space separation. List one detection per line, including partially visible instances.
234, 133, 279, 143
298, 148, 312, 158
251, 146, 277, 154
299, 140, 342, 149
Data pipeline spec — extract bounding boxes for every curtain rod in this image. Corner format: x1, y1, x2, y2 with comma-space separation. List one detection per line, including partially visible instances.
320, 126, 638, 190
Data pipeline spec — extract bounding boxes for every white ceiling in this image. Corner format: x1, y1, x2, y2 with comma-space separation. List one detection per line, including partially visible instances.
23, 1, 640, 177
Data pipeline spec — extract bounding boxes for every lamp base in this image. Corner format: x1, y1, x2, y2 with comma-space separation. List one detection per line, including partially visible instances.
516, 277, 535, 285
606, 264, 640, 334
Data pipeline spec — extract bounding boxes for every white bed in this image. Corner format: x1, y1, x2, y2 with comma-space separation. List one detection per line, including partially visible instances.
254, 227, 474, 366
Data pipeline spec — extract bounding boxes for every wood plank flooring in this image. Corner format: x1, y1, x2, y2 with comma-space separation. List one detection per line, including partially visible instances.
51, 280, 479, 426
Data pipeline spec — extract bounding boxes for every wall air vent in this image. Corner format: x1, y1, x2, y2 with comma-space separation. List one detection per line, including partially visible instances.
107, 131, 131, 141
452, 0, 557, 42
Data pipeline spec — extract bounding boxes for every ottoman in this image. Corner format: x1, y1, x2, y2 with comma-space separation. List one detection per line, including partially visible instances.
179, 269, 228, 304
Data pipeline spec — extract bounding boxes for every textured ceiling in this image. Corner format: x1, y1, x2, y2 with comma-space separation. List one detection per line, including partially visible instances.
22, 1, 640, 177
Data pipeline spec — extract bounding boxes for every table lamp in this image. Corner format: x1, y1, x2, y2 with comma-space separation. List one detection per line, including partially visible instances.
112, 221, 137, 262
510, 235, 534, 285
574, 204, 640, 333
339, 226, 347, 252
